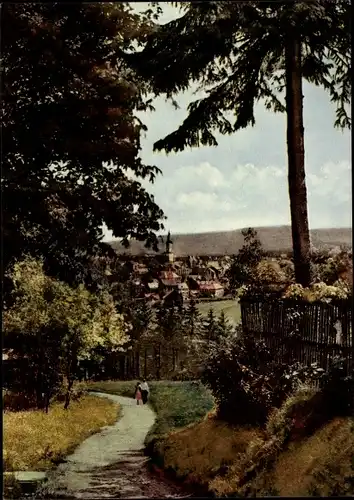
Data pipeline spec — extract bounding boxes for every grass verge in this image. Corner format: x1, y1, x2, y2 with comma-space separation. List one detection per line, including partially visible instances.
3, 394, 119, 472
86, 379, 214, 441
86, 378, 215, 491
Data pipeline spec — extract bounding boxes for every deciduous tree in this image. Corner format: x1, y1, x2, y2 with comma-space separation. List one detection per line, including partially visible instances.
2, 3, 165, 286
3, 257, 130, 410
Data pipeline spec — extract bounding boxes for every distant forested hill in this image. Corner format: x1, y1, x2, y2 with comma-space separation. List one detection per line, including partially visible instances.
109, 226, 352, 257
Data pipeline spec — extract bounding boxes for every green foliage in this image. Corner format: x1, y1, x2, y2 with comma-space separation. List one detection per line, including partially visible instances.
3, 257, 130, 409
184, 299, 202, 337
2, 3, 165, 286
131, 2, 350, 288
202, 308, 218, 341
227, 228, 264, 291
201, 335, 290, 426
283, 281, 351, 301
202, 309, 233, 343
217, 310, 233, 340
133, 2, 350, 152
318, 250, 352, 285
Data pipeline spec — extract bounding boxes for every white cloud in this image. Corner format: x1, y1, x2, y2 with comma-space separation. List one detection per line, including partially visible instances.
103, 158, 351, 241
103, 4, 351, 241
174, 162, 226, 189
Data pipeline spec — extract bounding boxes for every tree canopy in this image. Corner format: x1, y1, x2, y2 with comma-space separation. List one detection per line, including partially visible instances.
129, 1, 351, 286
3, 256, 130, 409
133, 1, 350, 153
2, 3, 165, 284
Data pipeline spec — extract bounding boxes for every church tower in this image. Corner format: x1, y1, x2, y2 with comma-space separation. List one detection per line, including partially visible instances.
165, 231, 174, 264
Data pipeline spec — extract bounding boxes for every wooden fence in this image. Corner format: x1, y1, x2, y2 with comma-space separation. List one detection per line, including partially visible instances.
80, 343, 189, 381
240, 297, 353, 377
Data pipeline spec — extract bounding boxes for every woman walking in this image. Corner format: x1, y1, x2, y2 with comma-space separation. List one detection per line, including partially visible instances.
135, 383, 143, 406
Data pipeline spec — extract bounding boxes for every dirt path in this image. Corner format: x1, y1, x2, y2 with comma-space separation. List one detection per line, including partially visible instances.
41, 392, 190, 499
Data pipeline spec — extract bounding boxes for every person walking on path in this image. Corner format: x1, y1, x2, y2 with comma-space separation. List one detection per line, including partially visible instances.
140, 379, 149, 405
135, 383, 143, 405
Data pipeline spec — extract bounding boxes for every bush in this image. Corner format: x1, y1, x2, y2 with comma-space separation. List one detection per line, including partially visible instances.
320, 356, 354, 417
201, 335, 292, 426
200, 328, 349, 428
267, 357, 353, 442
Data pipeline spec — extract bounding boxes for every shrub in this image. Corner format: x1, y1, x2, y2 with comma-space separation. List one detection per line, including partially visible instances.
282, 281, 351, 302
267, 357, 353, 442
320, 356, 354, 417
200, 326, 346, 428
201, 335, 291, 426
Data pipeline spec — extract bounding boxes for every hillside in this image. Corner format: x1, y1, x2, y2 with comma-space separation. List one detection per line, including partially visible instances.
109, 226, 352, 257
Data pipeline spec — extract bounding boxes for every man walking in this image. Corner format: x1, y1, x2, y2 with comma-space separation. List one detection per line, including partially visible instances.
140, 379, 149, 405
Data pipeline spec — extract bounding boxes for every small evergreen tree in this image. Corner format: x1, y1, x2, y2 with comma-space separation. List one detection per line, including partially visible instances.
202, 308, 218, 342
217, 310, 233, 341
184, 299, 202, 337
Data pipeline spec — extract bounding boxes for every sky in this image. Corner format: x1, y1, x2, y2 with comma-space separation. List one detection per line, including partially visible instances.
104, 3, 351, 241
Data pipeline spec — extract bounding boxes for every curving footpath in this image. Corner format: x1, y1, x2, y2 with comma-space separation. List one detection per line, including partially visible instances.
42, 392, 189, 499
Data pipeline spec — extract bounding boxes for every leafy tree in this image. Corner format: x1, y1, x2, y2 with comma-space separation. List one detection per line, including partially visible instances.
227, 228, 263, 291
2, 3, 165, 287
131, 1, 351, 287
3, 257, 130, 410
254, 260, 287, 287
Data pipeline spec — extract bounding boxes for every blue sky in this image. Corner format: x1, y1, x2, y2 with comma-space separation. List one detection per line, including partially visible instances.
105, 3, 351, 240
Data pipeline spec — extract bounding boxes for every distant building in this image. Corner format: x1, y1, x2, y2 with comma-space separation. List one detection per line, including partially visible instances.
165, 231, 174, 264
159, 270, 181, 281
163, 290, 183, 308
177, 281, 190, 300
187, 276, 224, 298
198, 281, 224, 298
147, 280, 159, 292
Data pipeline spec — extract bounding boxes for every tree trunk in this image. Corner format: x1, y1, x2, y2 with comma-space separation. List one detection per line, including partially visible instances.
64, 377, 74, 410
144, 348, 147, 378
285, 36, 311, 287
135, 349, 140, 379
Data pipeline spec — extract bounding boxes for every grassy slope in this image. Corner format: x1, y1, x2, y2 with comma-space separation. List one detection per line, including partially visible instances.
3, 395, 119, 472
156, 414, 354, 497
157, 417, 263, 490
272, 417, 354, 497
109, 226, 352, 256
196, 300, 241, 325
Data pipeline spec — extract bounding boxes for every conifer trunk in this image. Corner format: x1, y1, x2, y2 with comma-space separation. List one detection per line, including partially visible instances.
285, 37, 311, 287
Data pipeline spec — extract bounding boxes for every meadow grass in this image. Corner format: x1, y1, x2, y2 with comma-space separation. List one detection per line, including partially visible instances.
3, 394, 119, 471
86, 380, 214, 444
196, 299, 241, 325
